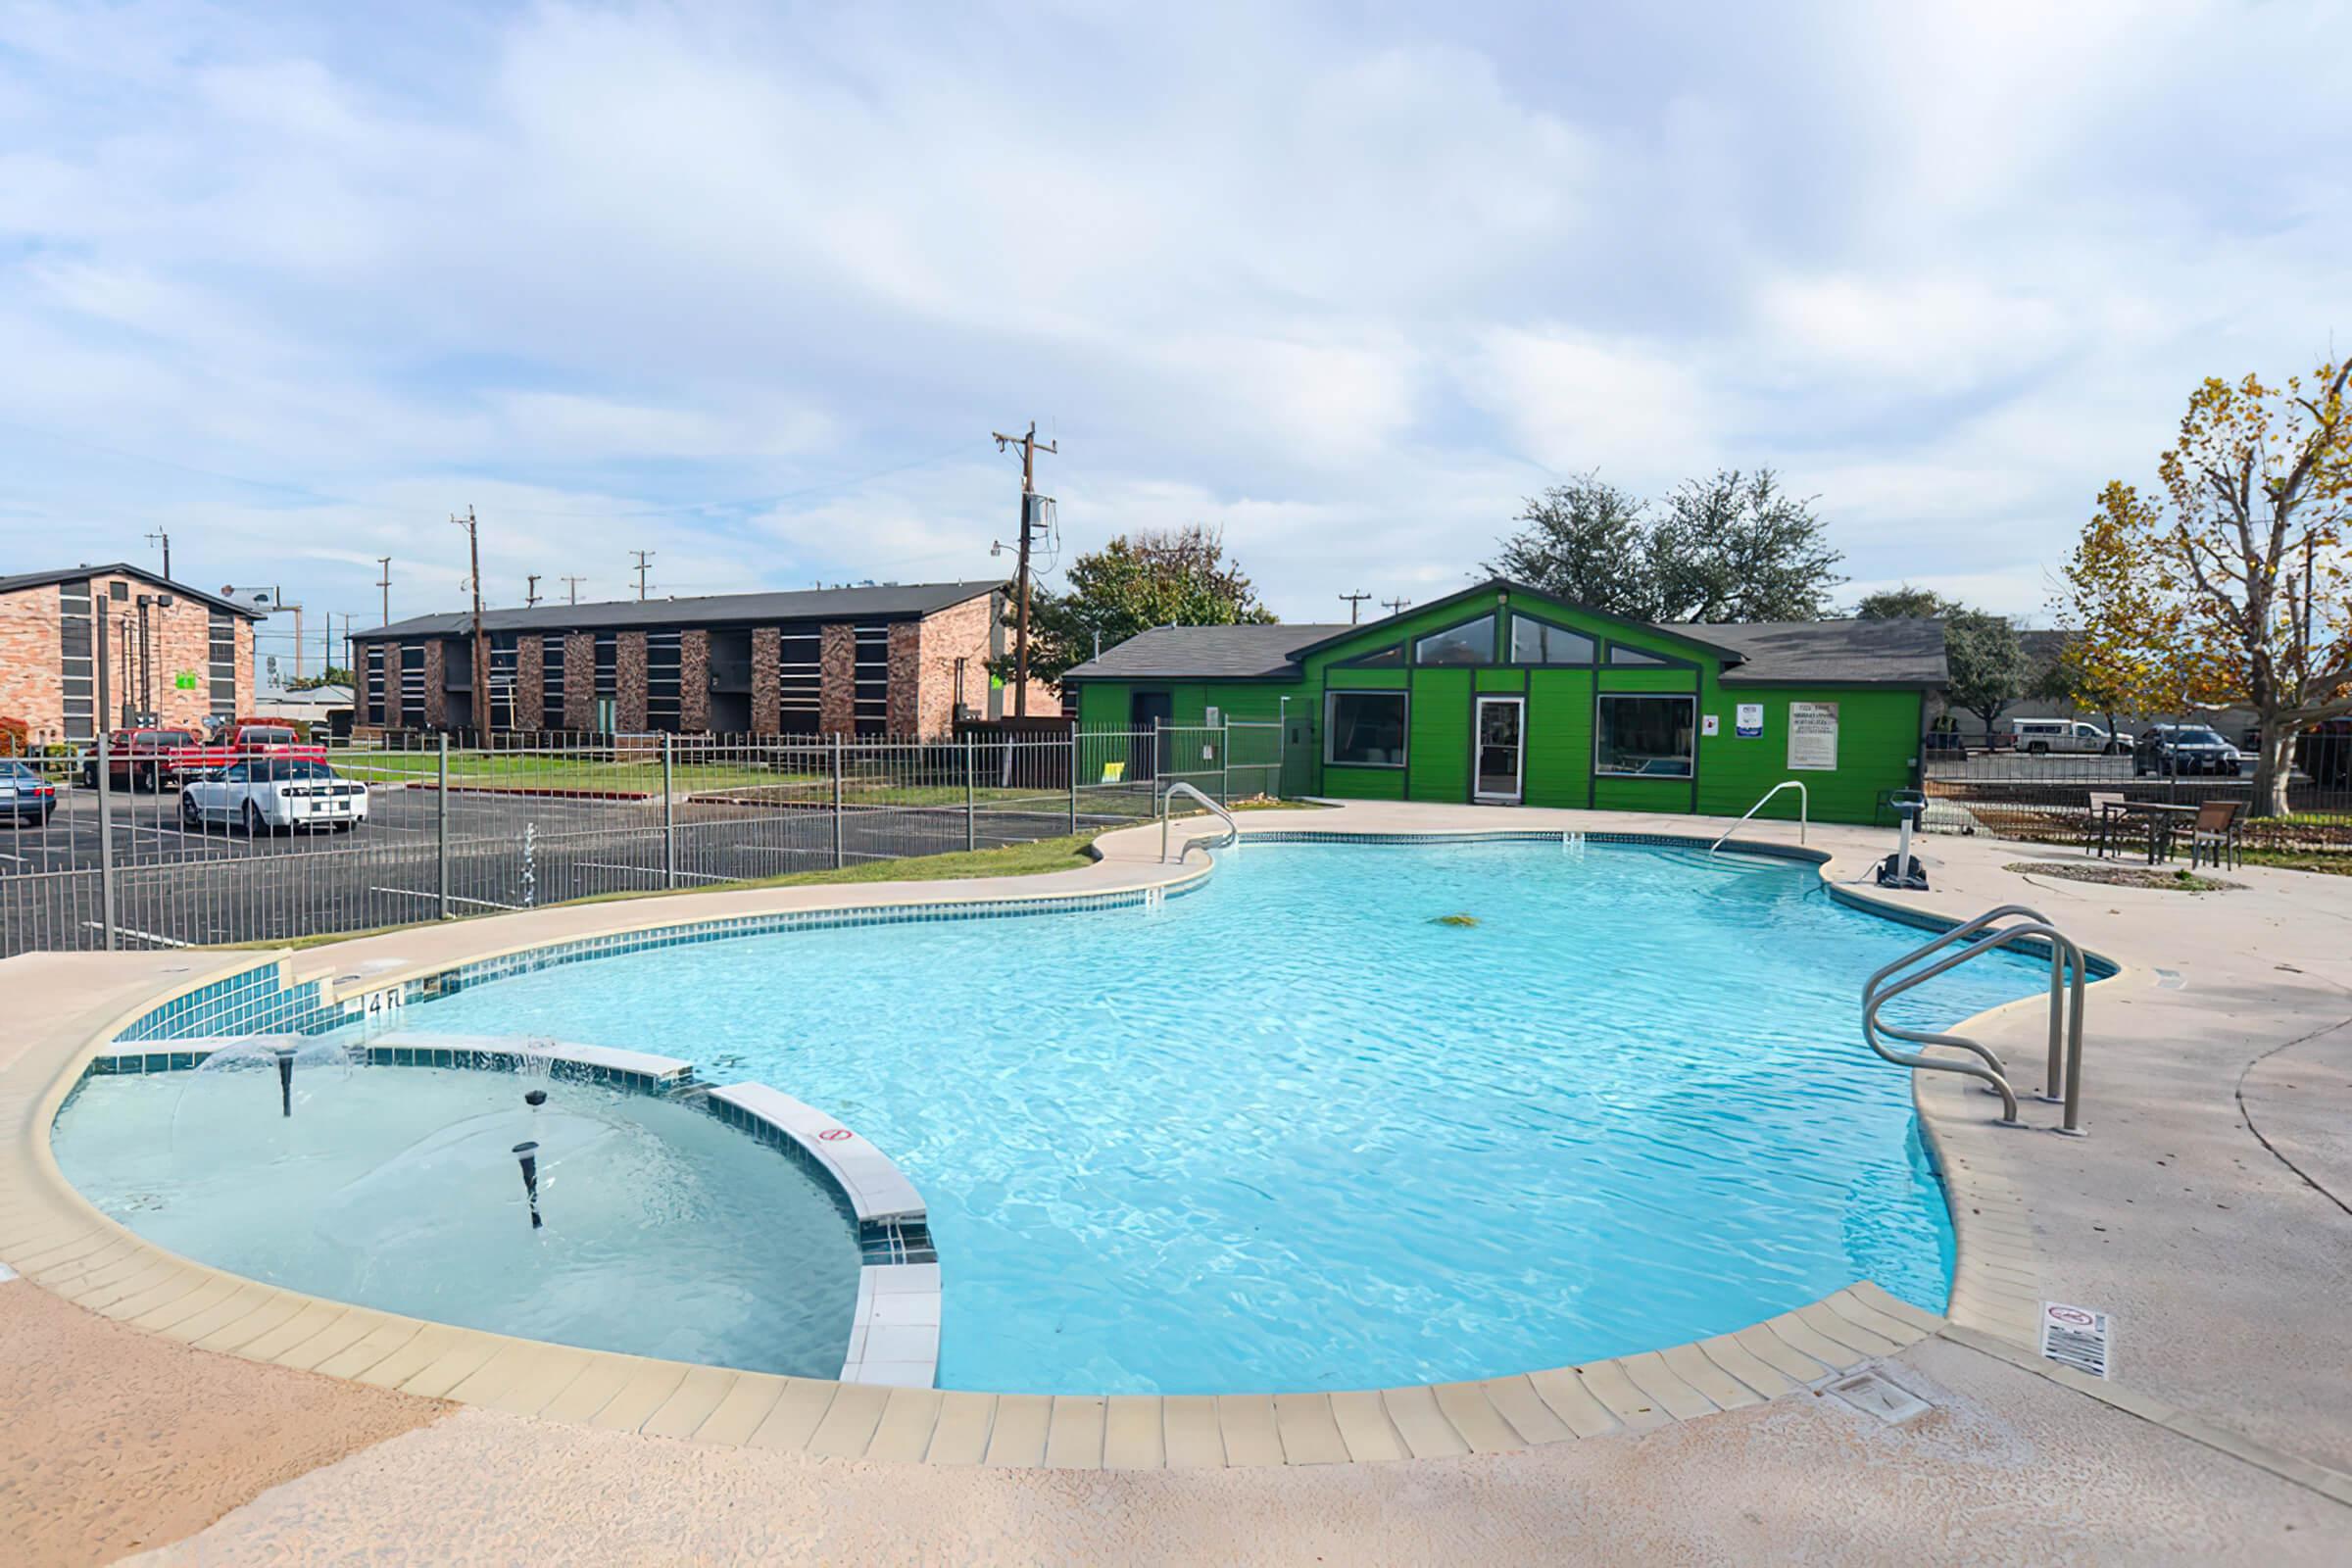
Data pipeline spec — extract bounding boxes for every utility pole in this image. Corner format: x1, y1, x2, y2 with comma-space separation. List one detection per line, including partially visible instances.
1381, 596, 1411, 617
1339, 591, 1371, 624
374, 557, 392, 627
562, 575, 586, 606
991, 420, 1057, 717
525, 573, 543, 609
454, 508, 489, 736
631, 551, 656, 601
146, 529, 172, 579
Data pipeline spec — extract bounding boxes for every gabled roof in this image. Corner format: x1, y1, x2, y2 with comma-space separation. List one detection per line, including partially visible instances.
1283, 579, 1752, 665
359, 579, 1004, 639
1064, 622, 1356, 681
0, 564, 267, 618
1688, 617, 1948, 685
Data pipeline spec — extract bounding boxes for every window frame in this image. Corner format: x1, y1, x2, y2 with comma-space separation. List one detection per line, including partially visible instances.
1323, 688, 1410, 769
1593, 693, 1698, 779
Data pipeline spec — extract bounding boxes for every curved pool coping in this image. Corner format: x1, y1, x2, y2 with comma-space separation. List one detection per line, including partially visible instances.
2, 813, 2113, 1468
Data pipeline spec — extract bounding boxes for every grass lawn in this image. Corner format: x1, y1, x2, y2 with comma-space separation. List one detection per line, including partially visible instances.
2239, 847, 2352, 875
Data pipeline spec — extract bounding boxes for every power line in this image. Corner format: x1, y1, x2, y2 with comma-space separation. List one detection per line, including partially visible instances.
524, 573, 542, 609
630, 550, 656, 601
374, 557, 392, 628
561, 575, 587, 606
1339, 591, 1371, 624
1381, 596, 1412, 617
453, 508, 489, 733
990, 421, 1057, 718
146, 529, 172, 579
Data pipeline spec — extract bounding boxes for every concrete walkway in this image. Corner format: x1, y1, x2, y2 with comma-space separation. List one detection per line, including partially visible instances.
2, 803, 2346, 1563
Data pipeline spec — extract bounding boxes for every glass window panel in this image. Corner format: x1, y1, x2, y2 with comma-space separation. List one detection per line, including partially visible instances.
1325, 692, 1407, 766
1345, 644, 1403, 667
1413, 614, 1495, 666
1595, 695, 1694, 777
1607, 644, 1667, 666
1510, 618, 1594, 664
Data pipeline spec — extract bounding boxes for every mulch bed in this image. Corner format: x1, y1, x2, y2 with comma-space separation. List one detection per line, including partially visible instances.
2004, 860, 2241, 892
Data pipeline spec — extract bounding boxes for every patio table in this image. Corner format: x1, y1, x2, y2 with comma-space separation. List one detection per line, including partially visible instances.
2105, 801, 2201, 863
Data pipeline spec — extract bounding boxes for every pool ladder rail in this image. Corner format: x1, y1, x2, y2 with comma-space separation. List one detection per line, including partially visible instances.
1709, 780, 1808, 855
1158, 782, 1239, 864
1863, 904, 2090, 1136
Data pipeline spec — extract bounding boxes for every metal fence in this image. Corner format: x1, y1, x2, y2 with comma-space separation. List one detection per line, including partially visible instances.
1920, 738, 2352, 853
0, 723, 1286, 957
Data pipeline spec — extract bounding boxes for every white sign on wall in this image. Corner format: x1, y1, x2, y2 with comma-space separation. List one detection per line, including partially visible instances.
1701, 713, 1720, 737
1788, 702, 1839, 770
1735, 702, 1764, 739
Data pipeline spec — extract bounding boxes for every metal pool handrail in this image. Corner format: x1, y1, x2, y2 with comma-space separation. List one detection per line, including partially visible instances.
1159, 782, 1238, 863
1708, 780, 1808, 854
1862, 903, 2090, 1135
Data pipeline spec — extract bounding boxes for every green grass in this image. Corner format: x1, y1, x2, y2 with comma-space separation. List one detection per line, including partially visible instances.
2239, 847, 2352, 876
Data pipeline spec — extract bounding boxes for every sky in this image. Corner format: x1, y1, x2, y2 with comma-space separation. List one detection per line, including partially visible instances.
3, 0, 2347, 680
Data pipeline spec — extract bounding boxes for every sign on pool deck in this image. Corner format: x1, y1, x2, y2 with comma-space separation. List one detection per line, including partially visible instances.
2039, 1299, 2112, 1378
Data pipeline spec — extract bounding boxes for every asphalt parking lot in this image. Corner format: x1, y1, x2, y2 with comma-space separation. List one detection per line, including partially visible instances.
0, 778, 1146, 956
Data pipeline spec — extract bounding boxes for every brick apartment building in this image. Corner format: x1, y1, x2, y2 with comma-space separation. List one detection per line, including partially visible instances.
351, 579, 1057, 737
0, 564, 261, 745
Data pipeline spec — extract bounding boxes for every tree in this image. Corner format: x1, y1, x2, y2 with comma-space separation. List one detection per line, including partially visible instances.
1943, 610, 2031, 735
2056, 359, 2352, 815
1487, 467, 1843, 622
1854, 584, 1956, 620
1001, 524, 1274, 688
2030, 639, 2132, 750
287, 667, 355, 691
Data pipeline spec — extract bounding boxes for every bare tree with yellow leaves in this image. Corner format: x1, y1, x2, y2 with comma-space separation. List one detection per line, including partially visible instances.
2056, 358, 2351, 817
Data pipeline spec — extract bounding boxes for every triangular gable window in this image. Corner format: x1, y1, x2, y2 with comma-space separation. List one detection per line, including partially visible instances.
1413, 613, 1497, 666
1341, 643, 1404, 668
1509, 614, 1595, 665
1606, 644, 1669, 666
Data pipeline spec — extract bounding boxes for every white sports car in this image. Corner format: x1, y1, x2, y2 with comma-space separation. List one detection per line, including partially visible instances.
180, 759, 369, 833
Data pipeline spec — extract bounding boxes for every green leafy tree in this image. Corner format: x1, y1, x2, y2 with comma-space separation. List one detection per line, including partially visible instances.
1943, 610, 2031, 734
287, 667, 355, 691
1489, 468, 1843, 622
1002, 524, 1274, 687
1854, 584, 1956, 619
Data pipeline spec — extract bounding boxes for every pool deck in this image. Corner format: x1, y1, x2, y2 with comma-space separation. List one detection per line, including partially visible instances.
2, 802, 2348, 1563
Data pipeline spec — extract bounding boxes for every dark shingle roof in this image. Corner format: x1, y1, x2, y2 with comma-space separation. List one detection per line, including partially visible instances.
1063, 623, 1357, 681
0, 564, 266, 618
1685, 617, 1948, 685
1067, 612, 1948, 686
359, 579, 1004, 639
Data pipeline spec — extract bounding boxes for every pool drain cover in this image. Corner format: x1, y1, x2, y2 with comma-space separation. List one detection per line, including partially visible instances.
1826, 1370, 1932, 1425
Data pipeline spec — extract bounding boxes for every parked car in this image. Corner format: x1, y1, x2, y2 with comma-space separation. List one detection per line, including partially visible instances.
2132, 724, 2242, 777
2000, 717, 2132, 756
1, 759, 58, 823
179, 759, 369, 833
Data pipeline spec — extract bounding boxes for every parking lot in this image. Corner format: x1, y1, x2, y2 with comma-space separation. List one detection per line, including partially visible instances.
0, 775, 1156, 956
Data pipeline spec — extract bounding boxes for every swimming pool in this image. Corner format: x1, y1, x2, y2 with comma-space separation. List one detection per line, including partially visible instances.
408, 838, 2043, 1396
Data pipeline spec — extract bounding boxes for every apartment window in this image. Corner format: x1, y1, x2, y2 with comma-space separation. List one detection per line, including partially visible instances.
593, 633, 617, 698
1413, 614, 1495, 666
399, 645, 426, 726
487, 632, 518, 730
1325, 690, 1407, 767
59, 582, 95, 741
540, 636, 566, 729
1509, 616, 1594, 665
208, 611, 238, 715
852, 622, 889, 736
364, 645, 386, 726
1595, 694, 1694, 777
777, 625, 821, 731
645, 629, 682, 732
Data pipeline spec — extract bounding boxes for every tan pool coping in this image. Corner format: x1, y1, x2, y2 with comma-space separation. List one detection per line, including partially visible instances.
2, 805, 2347, 1496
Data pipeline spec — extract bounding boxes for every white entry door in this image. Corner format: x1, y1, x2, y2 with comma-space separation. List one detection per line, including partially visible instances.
1474, 696, 1524, 804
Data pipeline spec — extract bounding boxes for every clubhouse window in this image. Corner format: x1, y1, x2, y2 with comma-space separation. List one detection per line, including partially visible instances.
1510, 617, 1595, 665
1595, 694, 1695, 777
1413, 614, 1495, 666
1326, 691, 1407, 766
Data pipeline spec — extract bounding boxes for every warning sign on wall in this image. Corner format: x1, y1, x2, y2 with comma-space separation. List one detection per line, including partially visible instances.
1735, 702, 1764, 739
1787, 702, 1839, 770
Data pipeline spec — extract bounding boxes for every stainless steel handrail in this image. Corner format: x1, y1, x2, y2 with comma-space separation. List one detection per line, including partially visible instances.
1708, 780, 1808, 854
1862, 903, 2089, 1134
1159, 781, 1238, 863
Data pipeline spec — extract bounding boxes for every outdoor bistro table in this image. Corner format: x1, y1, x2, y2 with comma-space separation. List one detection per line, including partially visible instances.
2102, 800, 2202, 863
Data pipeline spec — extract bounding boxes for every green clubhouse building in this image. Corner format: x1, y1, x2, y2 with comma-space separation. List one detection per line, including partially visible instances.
1059, 579, 1946, 826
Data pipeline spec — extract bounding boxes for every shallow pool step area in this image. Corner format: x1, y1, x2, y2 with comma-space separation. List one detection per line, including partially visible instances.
366, 1031, 694, 1093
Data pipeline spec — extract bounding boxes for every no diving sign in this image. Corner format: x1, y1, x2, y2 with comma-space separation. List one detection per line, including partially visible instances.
2039, 1300, 2111, 1379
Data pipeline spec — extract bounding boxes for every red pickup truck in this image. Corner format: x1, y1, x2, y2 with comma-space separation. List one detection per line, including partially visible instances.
83, 720, 327, 791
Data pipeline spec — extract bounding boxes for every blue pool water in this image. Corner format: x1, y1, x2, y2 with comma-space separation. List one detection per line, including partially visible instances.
415, 839, 2043, 1395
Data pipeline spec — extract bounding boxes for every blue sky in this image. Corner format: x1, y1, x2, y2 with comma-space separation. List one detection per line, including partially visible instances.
3, 1, 2347, 677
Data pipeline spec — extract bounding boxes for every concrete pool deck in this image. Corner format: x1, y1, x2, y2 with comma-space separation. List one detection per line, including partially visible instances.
2, 802, 2348, 1563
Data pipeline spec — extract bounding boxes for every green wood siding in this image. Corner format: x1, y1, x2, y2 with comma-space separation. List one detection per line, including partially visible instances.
1693, 682, 1921, 826
1522, 669, 1593, 808
1407, 669, 1472, 802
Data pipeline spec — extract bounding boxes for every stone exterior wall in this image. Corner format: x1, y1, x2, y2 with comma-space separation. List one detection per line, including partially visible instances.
0, 583, 64, 740
751, 626, 780, 736
616, 632, 648, 731
680, 629, 710, 733
818, 624, 856, 735
886, 622, 924, 735
563, 633, 595, 731
514, 635, 545, 731
421, 639, 447, 729
906, 590, 1057, 732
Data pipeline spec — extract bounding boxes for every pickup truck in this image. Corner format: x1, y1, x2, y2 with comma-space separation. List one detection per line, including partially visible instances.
82, 720, 327, 791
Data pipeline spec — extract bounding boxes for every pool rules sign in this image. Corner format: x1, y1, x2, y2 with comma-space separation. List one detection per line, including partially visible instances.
1787, 701, 1839, 770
